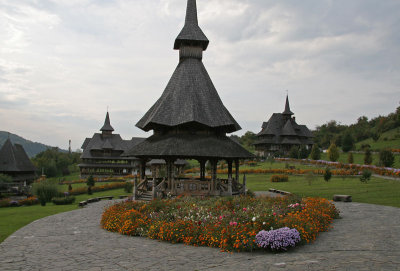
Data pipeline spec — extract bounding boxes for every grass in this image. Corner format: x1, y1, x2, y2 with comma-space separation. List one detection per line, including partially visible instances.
246, 174, 400, 208
0, 188, 128, 243
320, 151, 400, 168
356, 128, 400, 151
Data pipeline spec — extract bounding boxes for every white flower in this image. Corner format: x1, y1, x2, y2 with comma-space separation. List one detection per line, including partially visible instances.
263, 222, 266, 225
252, 217, 256, 222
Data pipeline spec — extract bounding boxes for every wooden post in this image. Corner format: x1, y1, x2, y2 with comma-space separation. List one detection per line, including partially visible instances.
235, 159, 239, 182
243, 173, 247, 195
228, 177, 232, 196
152, 178, 156, 199
199, 160, 206, 181
140, 159, 146, 180
227, 160, 233, 181
211, 160, 217, 191
133, 175, 138, 200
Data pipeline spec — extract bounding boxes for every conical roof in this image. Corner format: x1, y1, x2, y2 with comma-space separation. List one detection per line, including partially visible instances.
0, 138, 36, 172
136, 0, 241, 134
174, 0, 209, 50
282, 95, 294, 115
100, 112, 114, 132
136, 58, 241, 133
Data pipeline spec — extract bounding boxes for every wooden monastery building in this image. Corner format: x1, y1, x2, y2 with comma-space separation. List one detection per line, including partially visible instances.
78, 112, 144, 178
124, 0, 254, 199
0, 138, 36, 188
254, 96, 314, 157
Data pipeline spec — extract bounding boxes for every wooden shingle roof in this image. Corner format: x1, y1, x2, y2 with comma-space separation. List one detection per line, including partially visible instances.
0, 139, 36, 173
100, 112, 114, 132
174, 0, 209, 50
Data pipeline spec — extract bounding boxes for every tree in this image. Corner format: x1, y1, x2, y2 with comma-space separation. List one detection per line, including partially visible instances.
310, 145, 321, 160
86, 175, 95, 195
298, 145, 309, 159
341, 133, 354, 152
371, 132, 380, 142
327, 143, 340, 162
0, 174, 12, 193
364, 149, 373, 165
324, 168, 332, 182
347, 152, 354, 164
289, 146, 299, 159
379, 149, 394, 167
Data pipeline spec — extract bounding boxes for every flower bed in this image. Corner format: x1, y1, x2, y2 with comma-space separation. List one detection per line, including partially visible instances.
276, 158, 400, 178
0, 196, 39, 208
271, 175, 289, 182
61, 175, 134, 185
69, 182, 126, 195
101, 196, 339, 252
185, 167, 357, 176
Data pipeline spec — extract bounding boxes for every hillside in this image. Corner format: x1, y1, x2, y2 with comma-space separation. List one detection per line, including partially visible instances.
0, 131, 62, 158
356, 128, 400, 151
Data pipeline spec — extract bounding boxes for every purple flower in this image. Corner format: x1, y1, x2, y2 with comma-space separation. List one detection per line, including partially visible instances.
255, 227, 301, 251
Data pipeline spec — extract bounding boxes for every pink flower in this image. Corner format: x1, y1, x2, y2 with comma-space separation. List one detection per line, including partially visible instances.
219, 216, 223, 220
243, 208, 247, 212
273, 212, 276, 216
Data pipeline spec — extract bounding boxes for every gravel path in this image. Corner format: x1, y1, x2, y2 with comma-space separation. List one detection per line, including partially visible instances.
1, 199, 399, 271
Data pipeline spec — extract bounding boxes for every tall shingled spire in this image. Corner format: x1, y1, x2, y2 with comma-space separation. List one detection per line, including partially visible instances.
100, 111, 114, 133
282, 95, 294, 116
174, 0, 209, 50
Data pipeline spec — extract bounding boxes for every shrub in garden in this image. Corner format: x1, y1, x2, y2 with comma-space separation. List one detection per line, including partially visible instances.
68, 184, 73, 192
124, 181, 133, 193
289, 146, 299, 159
270, 175, 289, 182
324, 168, 332, 182
347, 152, 354, 164
379, 149, 394, 167
19, 197, 39, 206
32, 181, 59, 206
310, 145, 321, 160
0, 198, 11, 207
360, 170, 372, 183
364, 149, 373, 165
86, 175, 95, 195
52, 196, 76, 205
298, 145, 309, 159
327, 143, 340, 162
255, 227, 301, 251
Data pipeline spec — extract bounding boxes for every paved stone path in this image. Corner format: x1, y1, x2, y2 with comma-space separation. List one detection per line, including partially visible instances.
1, 200, 399, 271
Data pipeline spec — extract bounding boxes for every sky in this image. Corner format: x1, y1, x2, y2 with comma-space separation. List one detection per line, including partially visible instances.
1, 0, 399, 150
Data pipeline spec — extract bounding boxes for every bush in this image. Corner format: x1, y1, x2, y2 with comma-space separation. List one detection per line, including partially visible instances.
310, 145, 321, 160
364, 149, 373, 165
32, 181, 59, 206
327, 143, 340, 162
341, 133, 354, 153
52, 196, 76, 205
0, 174, 12, 191
379, 149, 394, 167
271, 175, 289, 182
289, 146, 299, 159
87, 175, 95, 195
347, 152, 354, 164
124, 181, 133, 193
0, 198, 11, 207
360, 170, 372, 183
298, 145, 309, 159
19, 197, 39, 206
324, 168, 332, 182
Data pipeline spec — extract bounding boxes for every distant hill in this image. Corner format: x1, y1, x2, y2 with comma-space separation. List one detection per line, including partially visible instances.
0, 131, 65, 158
355, 128, 400, 151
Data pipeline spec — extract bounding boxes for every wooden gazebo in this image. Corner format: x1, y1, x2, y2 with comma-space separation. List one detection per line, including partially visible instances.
124, 0, 254, 199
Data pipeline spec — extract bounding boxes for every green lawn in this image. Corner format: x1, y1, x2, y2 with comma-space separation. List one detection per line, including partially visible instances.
355, 128, 400, 151
0, 188, 129, 243
320, 152, 400, 168
246, 174, 400, 208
